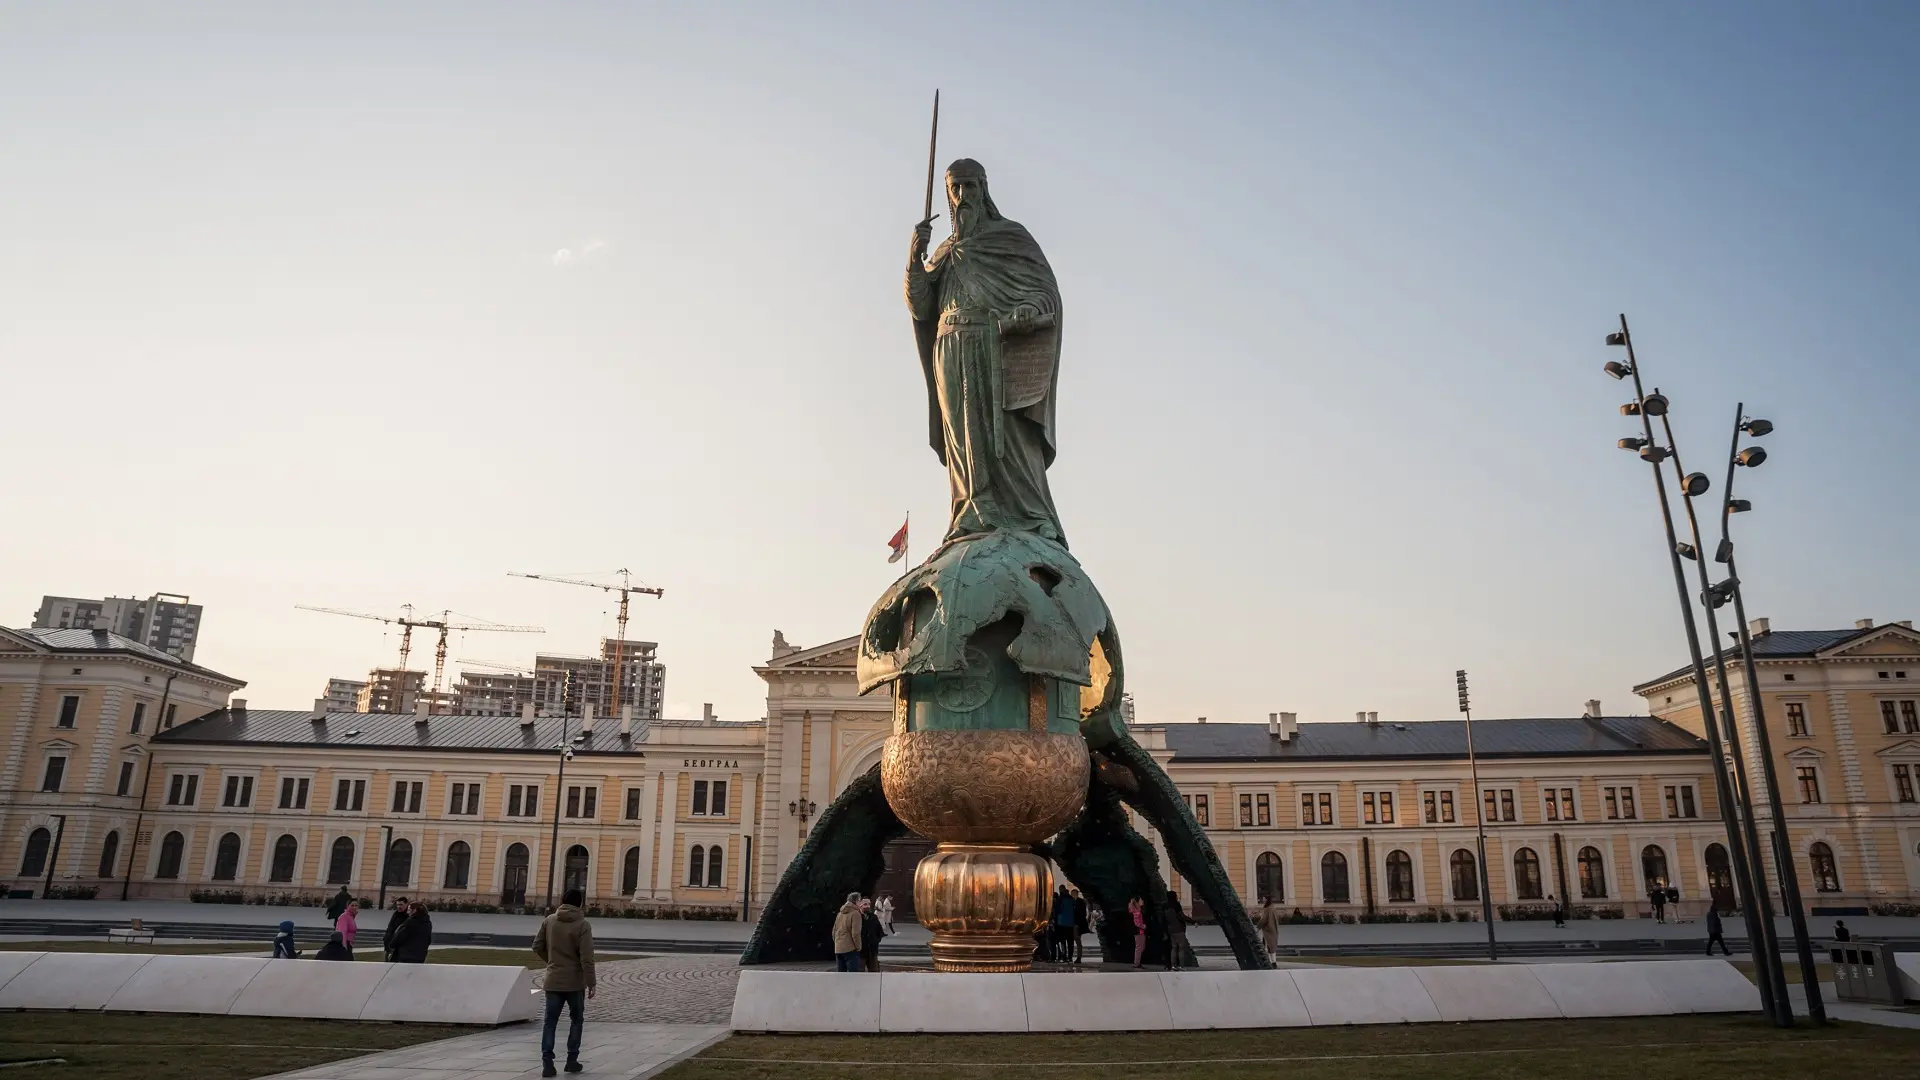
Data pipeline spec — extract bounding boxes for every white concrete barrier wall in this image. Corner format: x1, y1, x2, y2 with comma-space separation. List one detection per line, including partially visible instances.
1894, 953, 1920, 1003
732, 959, 1762, 1033
0, 953, 536, 1025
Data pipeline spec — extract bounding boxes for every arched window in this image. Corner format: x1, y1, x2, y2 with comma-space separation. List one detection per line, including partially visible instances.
327, 837, 355, 884
1320, 851, 1350, 903
1809, 842, 1840, 893
1385, 849, 1414, 902
383, 839, 413, 887
1255, 852, 1284, 903
270, 835, 298, 883
19, 827, 51, 878
1577, 845, 1607, 898
621, 846, 641, 895
157, 831, 185, 879
707, 845, 724, 888
1640, 844, 1669, 889
97, 831, 120, 880
1513, 847, 1543, 900
687, 845, 706, 887
443, 841, 471, 889
502, 842, 529, 905
1450, 849, 1478, 901
212, 832, 241, 881
563, 845, 590, 897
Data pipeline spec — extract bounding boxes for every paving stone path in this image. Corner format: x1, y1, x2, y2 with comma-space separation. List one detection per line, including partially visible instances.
588, 955, 746, 1025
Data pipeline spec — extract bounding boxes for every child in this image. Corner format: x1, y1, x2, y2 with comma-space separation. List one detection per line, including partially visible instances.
272, 920, 299, 958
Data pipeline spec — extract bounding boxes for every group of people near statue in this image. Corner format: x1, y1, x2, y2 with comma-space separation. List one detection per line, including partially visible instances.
830, 891, 896, 972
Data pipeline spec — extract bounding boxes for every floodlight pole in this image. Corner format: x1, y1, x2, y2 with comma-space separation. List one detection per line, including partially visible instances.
1653, 400, 1790, 1024
1608, 314, 1783, 1026
545, 671, 574, 911
1719, 403, 1826, 1024
1457, 670, 1498, 960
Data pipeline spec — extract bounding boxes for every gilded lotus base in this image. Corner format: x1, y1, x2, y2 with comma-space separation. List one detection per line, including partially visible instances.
913, 844, 1052, 973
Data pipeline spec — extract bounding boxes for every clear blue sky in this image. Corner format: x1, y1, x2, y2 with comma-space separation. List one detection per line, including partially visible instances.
3, 3, 1915, 727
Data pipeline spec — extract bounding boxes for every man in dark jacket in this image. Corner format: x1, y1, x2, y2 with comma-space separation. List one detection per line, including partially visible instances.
532, 889, 596, 1077
1162, 890, 1190, 971
1071, 889, 1090, 965
382, 897, 410, 962
1705, 905, 1731, 956
324, 886, 354, 923
859, 898, 884, 974
391, 902, 433, 964
315, 930, 351, 961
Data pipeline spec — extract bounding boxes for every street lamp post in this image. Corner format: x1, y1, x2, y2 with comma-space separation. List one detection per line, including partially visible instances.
545, 672, 577, 911
1718, 404, 1827, 1024
1457, 670, 1497, 960
1603, 314, 1786, 1026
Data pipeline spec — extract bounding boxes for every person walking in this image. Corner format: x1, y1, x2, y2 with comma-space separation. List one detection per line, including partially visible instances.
1648, 885, 1666, 924
391, 901, 434, 964
532, 887, 597, 1077
832, 893, 864, 972
876, 893, 896, 936
272, 920, 300, 959
1549, 893, 1566, 929
382, 897, 410, 962
1128, 897, 1147, 969
1088, 901, 1106, 964
1833, 919, 1851, 943
314, 930, 351, 961
324, 885, 353, 923
1050, 885, 1075, 963
334, 899, 360, 960
1705, 904, 1731, 956
1162, 890, 1190, 971
859, 897, 884, 974
1254, 897, 1282, 962
1070, 889, 1090, 966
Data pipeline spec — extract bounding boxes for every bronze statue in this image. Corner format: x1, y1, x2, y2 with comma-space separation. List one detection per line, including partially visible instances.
907, 159, 1065, 546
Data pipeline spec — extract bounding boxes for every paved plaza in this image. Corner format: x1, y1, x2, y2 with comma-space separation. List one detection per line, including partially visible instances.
259, 1022, 728, 1080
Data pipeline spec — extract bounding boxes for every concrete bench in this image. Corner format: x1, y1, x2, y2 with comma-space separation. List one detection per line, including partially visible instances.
106, 927, 155, 945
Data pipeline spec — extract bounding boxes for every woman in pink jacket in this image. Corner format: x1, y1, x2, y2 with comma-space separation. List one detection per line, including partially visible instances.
1128, 897, 1147, 969
334, 899, 360, 960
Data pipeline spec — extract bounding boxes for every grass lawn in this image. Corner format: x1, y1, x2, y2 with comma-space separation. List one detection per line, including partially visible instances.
662, 1015, 1920, 1079
0, 1013, 471, 1080
1731, 958, 1836, 987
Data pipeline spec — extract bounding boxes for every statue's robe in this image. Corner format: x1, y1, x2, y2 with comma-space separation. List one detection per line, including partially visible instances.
906, 216, 1065, 545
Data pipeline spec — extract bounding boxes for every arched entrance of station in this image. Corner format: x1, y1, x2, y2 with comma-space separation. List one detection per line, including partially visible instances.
1704, 843, 1736, 912
875, 834, 933, 922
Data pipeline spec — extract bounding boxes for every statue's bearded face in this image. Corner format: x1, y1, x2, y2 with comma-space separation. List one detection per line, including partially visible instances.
948, 174, 986, 236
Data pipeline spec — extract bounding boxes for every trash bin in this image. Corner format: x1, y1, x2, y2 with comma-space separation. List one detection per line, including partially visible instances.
1832, 942, 1905, 1005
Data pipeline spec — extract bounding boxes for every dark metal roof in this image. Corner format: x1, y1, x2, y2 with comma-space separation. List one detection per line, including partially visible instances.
1632, 627, 1882, 691
1160, 716, 1706, 763
7, 626, 244, 685
153, 708, 653, 755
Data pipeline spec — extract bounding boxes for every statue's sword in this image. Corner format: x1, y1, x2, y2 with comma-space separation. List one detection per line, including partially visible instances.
920, 89, 940, 228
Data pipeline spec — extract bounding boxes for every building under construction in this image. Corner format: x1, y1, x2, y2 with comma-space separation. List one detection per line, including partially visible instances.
452, 639, 665, 721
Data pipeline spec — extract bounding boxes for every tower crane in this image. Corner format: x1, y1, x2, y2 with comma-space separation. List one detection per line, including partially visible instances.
508, 569, 663, 715
296, 604, 544, 702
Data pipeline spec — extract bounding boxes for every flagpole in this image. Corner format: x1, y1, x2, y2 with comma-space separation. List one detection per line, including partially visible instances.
902, 511, 910, 578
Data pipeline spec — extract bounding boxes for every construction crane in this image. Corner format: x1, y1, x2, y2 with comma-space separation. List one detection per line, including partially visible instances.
509, 569, 663, 715
296, 604, 544, 701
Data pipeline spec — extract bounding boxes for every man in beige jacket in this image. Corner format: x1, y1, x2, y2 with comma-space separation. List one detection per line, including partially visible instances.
832, 892, 865, 972
532, 888, 597, 1076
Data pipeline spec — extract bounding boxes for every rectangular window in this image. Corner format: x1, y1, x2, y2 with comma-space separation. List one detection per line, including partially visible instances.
1256, 793, 1271, 826
446, 782, 478, 815
1545, 790, 1561, 822
1301, 792, 1314, 825
1240, 793, 1254, 827
223, 775, 253, 807
1379, 791, 1394, 824
567, 786, 580, 818
278, 777, 308, 809
1484, 789, 1497, 823
334, 778, 364, 811
1560, 787, 1576, 820
711, 781, 728, 817
1500, 790, 1515, 822
1885, 701, 1900, 735
168, 773, 199, 806
1904, 701, 1919, 734
566, 786, 597, 819
1621, 788, 1636, 819
691, 780, 709, 816
392, 780, 421, 814
1300, 792, 1333, 826
42, 756, 66, 792
515, 784, 539, 818
626, 787, 644, 820
1605, 787, 1618, 820
1424, 790, 1437, 823
56, 694, 80, 728
1796, 765, 1822, 804
1363, 792, 1377, 825
1193, 793, 1209, 827
1439, 790, 1455, 822
117, 760, 136, 796
1681, 786, 1697, 818
1318, 792, 1333, 825
131, 702, 147, 734
1785, 702, 1808, 737
464, 784, 479, 815
583, 787, 597, 818
1894, 764, 1916, 803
